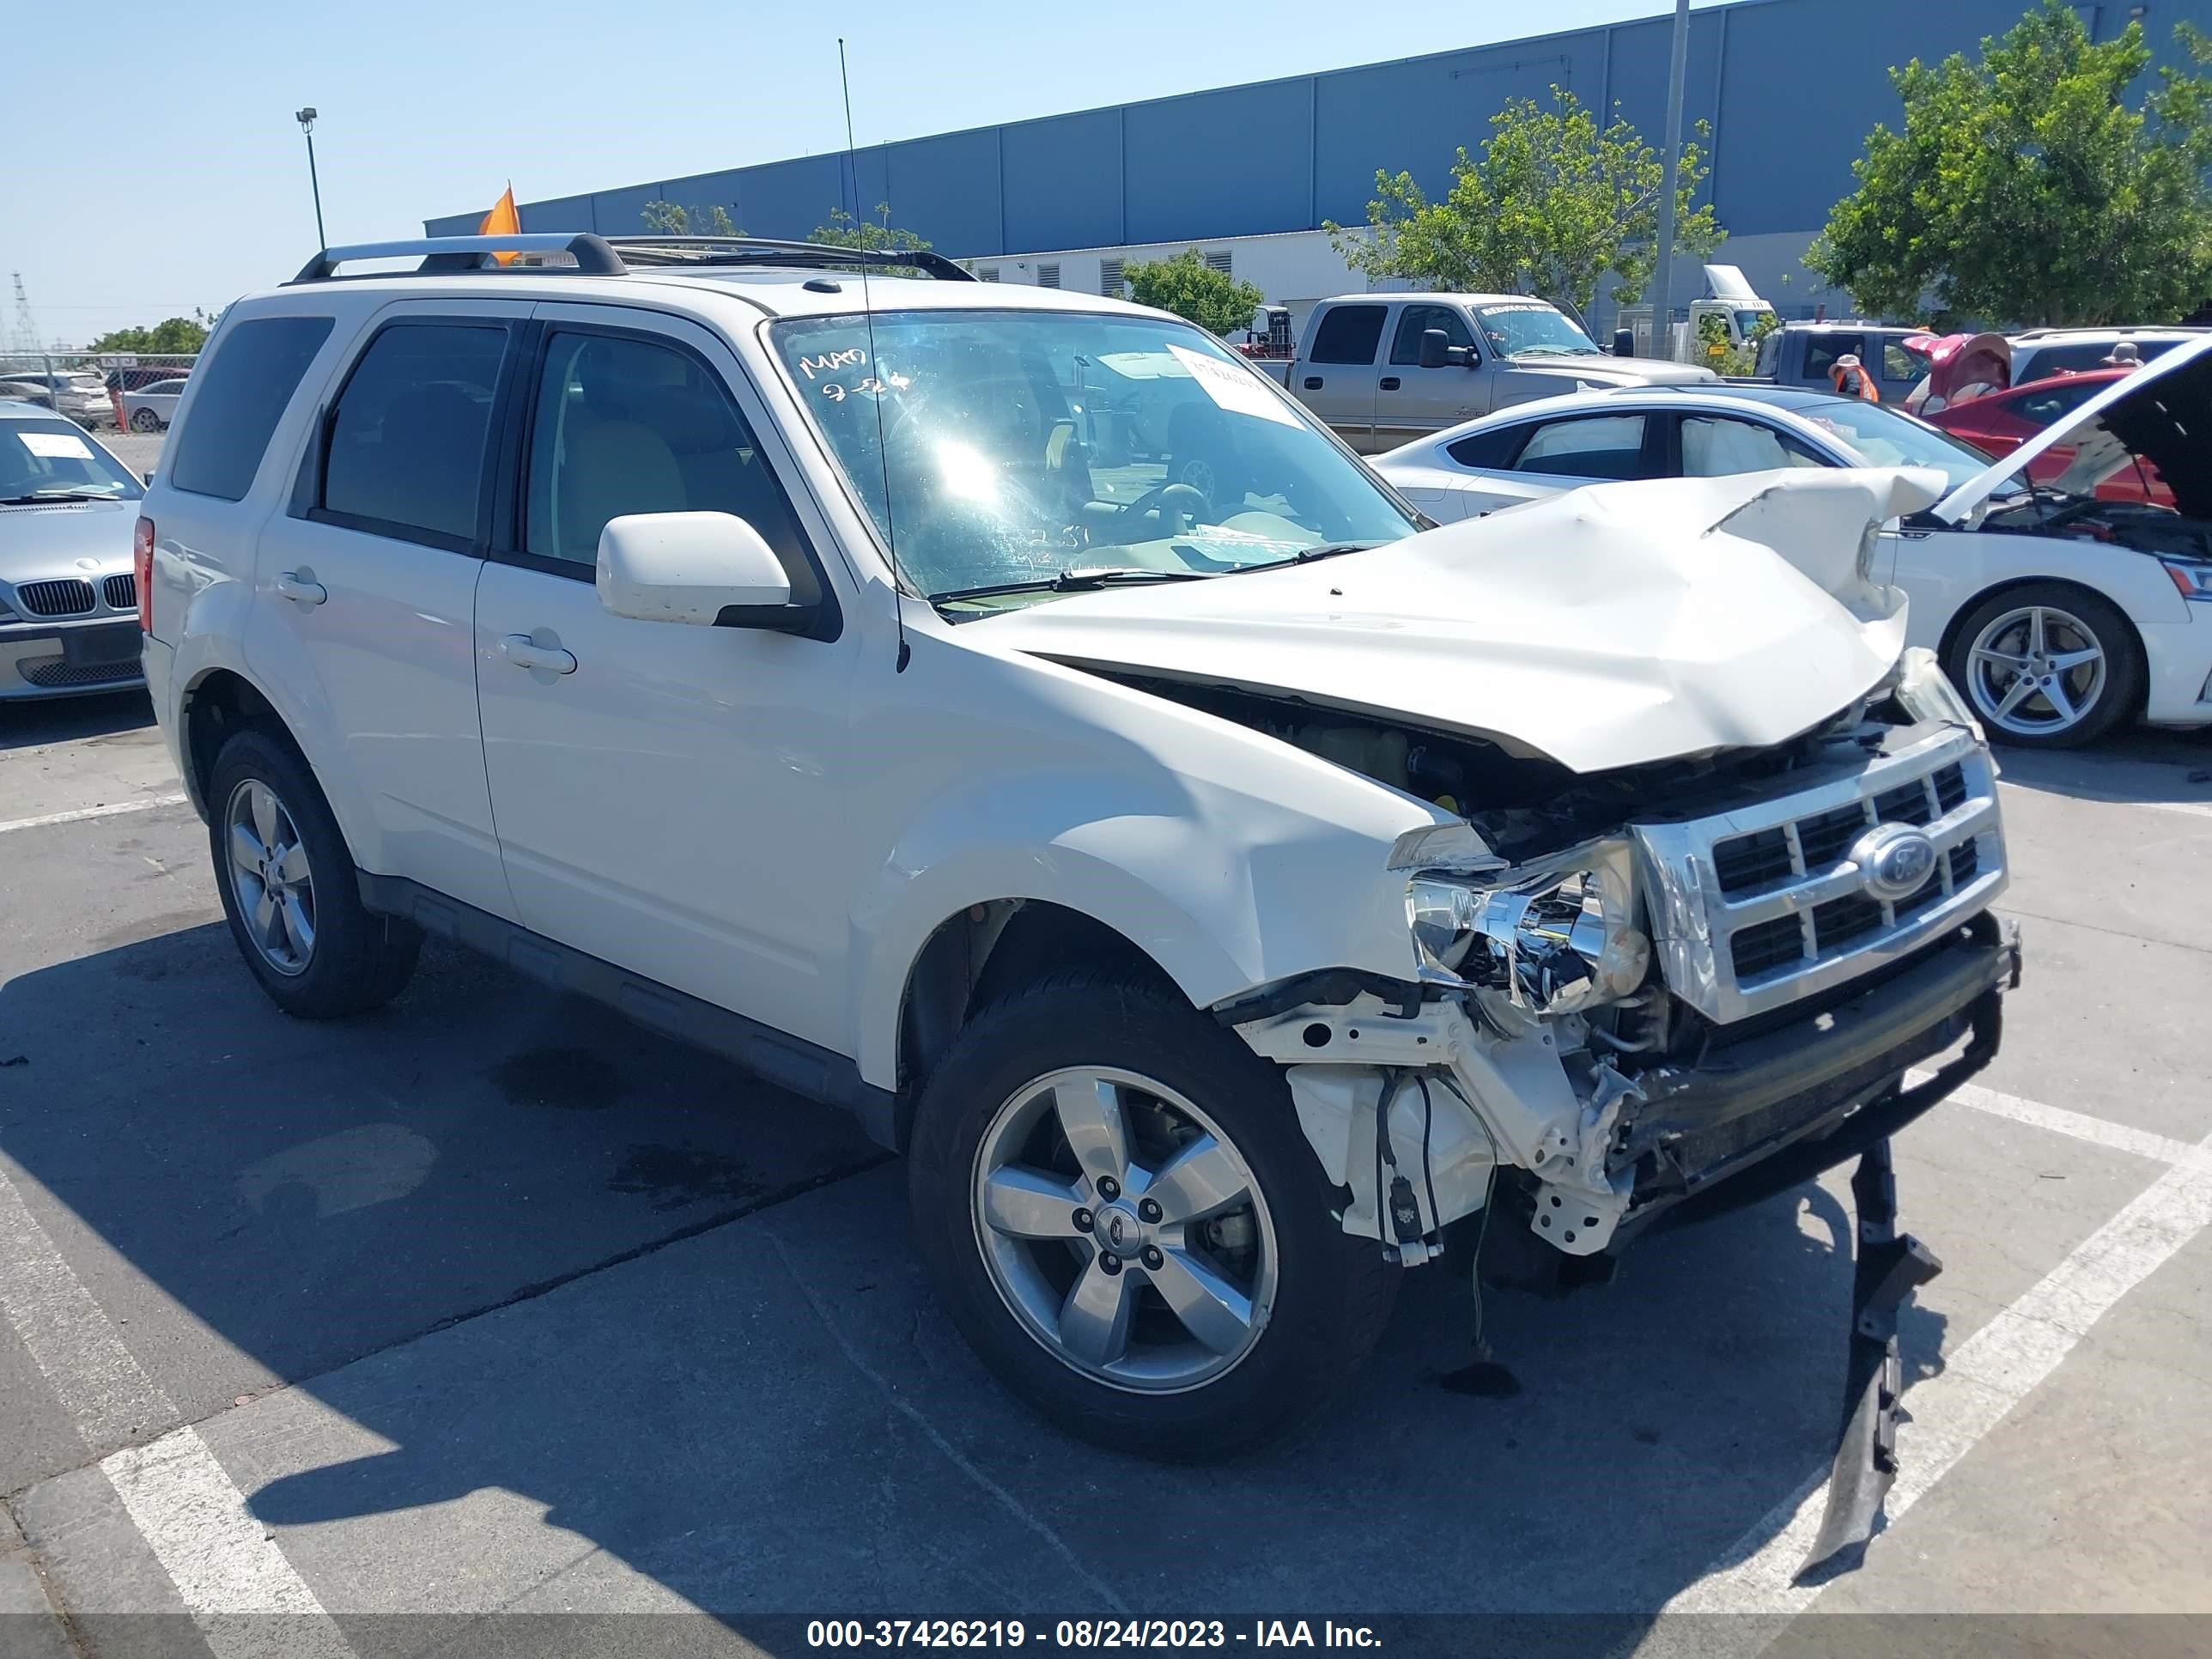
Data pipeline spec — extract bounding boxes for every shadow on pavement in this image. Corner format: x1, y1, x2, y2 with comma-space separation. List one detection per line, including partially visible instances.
0, 688, 154, 753
0, 916, 1940, 1652
1992, 726, 2212, 809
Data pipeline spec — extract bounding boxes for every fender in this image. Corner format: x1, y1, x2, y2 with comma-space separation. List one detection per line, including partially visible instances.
842, 640, 1446, 1092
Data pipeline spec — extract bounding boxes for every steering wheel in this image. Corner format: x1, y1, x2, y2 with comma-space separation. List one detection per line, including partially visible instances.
1111, 481, 1210, 534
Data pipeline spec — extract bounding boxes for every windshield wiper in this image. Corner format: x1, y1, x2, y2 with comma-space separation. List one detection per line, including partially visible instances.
1221, 539, 1389, 574
1512, 346, 1600, 358
0, 490, 113, 505
933, 567, 1208, 604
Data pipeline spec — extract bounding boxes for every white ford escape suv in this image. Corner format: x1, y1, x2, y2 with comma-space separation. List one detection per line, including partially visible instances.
140, 234, 2019, 1523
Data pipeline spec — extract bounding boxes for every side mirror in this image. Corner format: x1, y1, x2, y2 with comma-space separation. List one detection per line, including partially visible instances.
1417, 328, 1475, 371
596, 511, 805, 632
1612, 329, 1636, 358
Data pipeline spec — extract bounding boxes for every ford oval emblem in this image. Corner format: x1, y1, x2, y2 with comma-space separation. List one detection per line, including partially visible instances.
1852, 823, 1940, 903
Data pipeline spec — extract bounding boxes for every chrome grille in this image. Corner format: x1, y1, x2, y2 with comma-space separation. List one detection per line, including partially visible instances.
102, 573, 136, 611
1636, 729, 2006, 1024
15, 579, 96, 617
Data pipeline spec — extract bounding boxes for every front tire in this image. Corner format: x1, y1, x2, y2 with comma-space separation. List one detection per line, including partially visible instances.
130, 408, 162, 432
1944, 582, 2142, 749
908, 975, 1396, 1460
208, 727, 421, 1018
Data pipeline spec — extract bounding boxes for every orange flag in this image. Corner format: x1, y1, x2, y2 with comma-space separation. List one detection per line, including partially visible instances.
477, 183, 520, 264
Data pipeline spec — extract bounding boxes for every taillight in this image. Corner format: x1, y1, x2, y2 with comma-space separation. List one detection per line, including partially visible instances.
133, 516, 155, 632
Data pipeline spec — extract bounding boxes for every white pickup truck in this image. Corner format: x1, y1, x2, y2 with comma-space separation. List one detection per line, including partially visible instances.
143, 234, 2016, 1574
1257, 292, 1716, 452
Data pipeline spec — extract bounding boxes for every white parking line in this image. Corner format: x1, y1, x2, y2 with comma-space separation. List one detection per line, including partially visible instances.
1636, 1112, 2212, 1648
1928, 1074, 2203, 1168
0, 793, 188, 836
0, 1160, 355, 1659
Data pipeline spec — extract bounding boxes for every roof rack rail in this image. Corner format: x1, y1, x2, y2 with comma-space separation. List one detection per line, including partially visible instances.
289, 234, 626, 283
603, 235, 975, 283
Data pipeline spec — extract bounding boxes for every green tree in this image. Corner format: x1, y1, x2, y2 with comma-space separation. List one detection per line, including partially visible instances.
808, 204, 931, 252
87, 313, 212, 354
1121, 250, 1267, 337
640, 199, 740, 236
1325, 87, 1722, 315
1807, 2, 2212, 328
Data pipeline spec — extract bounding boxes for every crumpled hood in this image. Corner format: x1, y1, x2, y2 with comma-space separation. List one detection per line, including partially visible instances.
981, 468, 1944, 775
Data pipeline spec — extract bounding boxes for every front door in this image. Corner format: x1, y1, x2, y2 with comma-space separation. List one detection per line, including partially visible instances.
472, 305, 864, 1053
245, 300, 521, 918
1373, 302, 1486, 449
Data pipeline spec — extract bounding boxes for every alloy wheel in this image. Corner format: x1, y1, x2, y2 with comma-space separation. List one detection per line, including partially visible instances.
1964, 604, 2108, 738
225, 778, 316, 976
971, 1066, 1278, 1393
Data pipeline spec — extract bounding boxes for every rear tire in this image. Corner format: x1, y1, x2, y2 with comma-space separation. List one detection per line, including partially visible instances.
130, 408, 162, 432
908, 974, 1396, 1460
1944, 582, 2142, 749
207, 727, 420, 1018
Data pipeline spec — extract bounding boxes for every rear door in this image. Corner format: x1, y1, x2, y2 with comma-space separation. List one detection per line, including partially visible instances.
1375, 302, 1486, 449
245, 299, 522, 919
1295, 303, 1386, 450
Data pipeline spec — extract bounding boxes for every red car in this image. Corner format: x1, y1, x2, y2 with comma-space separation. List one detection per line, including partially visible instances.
1925, 368, 2175, 507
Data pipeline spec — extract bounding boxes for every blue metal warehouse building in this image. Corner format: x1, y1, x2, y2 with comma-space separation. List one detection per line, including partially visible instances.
426, 0, 2212, 325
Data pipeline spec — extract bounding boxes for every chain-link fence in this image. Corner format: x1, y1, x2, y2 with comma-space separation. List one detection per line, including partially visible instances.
0, 350, 198, 472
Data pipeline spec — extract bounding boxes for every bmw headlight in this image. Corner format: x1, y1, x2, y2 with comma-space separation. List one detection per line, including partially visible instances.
1407, 839, 1650, 1018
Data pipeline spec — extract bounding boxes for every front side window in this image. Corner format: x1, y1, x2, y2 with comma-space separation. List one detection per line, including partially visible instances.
1513, 414, 1650, 478
1390, 304, 1475, 366
169, 314, 332, 501
771, 308, 1418, 607
2014, 382, 2099, 428
1791, 397, 1993, 493
1473, 302, 1600, 359
1679, 415, 1825, 477
524, 331, 816, 601
1308, 305, 1387, 366
321, 323, 506, 545
0, 418, 142, 503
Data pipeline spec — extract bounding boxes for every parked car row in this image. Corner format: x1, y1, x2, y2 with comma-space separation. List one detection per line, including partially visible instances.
0, 364, 196, 430
1373, 338, 2212, 747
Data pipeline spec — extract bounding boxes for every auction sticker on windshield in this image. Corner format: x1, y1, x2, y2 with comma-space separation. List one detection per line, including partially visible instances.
21, 432, 94, 460
1166, 343, 1300, 427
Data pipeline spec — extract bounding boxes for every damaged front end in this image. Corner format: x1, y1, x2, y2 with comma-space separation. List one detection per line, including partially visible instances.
1217, 654, 2021, 1577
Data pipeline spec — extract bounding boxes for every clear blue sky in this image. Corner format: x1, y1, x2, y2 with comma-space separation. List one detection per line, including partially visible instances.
11, 0, 1728, 346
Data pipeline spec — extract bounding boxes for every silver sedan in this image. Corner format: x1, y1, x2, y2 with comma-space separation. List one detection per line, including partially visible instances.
121, 376, 191, 431
0, 400, 147, 700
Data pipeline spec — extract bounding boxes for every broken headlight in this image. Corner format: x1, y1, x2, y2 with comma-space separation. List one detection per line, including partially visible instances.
1892, 646, 1983, 739
1407, 840, 1650, 1017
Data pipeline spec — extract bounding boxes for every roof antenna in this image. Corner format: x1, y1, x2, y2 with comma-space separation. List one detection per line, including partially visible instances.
840, 37, 909, 673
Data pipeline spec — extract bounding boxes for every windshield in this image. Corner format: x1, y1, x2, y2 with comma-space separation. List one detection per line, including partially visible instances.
1474, 302, 1600, 358
771, 309, 1419, 608
1790, 398, 1993, 492
0, 418, 141, 502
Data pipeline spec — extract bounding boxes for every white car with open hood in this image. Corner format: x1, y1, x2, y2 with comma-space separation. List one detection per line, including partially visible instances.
1375, 337, 2212, 747
142, 234, 2020, 1572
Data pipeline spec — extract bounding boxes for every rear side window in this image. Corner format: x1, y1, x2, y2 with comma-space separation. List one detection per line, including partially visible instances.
1513, 414, 1652, 479
1444, 423, 1528, 470
168, 316, 333, 501
1308, 305, 1387, 366
1801, 334, 1867, 384
319, 323, 507, 549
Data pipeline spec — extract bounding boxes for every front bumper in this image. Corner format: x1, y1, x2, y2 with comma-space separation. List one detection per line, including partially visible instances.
0, 620, 146, 699
1613, 911, 2021, 1244
2141, 616, 2212, 726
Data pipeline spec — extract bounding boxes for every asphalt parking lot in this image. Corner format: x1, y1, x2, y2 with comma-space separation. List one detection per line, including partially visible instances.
1, 691, 2209, 1659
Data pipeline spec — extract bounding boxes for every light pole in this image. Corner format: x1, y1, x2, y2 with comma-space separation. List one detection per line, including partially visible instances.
1649, 0, 1690, 359
295, 107, 326, 251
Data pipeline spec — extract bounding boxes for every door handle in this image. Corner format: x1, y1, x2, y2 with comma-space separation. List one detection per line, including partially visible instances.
1380, 376, 1401, 391
499, 633, 577, 675
1303, 377, 1323, 390
274, 571, 325, 605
